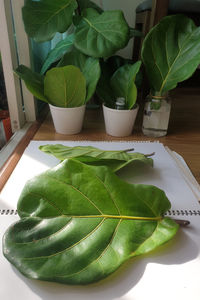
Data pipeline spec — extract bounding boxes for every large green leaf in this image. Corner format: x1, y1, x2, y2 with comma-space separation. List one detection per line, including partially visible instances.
44, 65, 86, 107
3, 159, 178, 285
22, 0, 77, 42
39, 144, 153, 171
74, 8, 130, 58
142, 15, 200, 95
110, 61, 141, 109
40, 34, 75, 74
15, 65, 48, 103
58, 49, 101, 102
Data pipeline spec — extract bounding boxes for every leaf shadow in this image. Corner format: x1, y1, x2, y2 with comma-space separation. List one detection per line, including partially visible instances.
117, 161, 162, 185
12, 226, 199, 300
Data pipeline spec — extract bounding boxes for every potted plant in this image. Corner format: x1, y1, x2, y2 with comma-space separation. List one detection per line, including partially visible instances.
96, 57, 142, 137
15, 64, 87, 134
141, 14, 200, 137
15, 0, 141, 134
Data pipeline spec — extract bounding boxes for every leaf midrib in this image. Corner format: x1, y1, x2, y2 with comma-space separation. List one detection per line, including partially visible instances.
31, 0, 74, 27
158, 29, 196, 94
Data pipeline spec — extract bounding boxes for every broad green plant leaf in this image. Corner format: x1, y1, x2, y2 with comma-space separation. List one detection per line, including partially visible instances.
142, 15, 200, 96
44, 65, 86, 107
15, 65, 48, 103
39, 144, 153, 171
40, 34, 75, 74
74, 8, 130, 58
58, 49, 101, 102
22, 0, 77, 42
3, 159, 178, 285
110, 61, 142, 109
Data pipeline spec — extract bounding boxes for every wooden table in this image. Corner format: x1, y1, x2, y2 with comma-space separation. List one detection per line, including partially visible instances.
0, 87, 200, 191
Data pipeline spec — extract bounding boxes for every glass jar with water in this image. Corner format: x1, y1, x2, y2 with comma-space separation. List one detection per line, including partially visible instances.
142, 93, 171, 137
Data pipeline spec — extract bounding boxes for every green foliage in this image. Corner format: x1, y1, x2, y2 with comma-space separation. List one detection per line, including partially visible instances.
97, 60, 141, 109
74, 9, 130, 58
40, 34, 75, 74
110, 61, 142, 109
58, 49, 101, 102
15, 65, 48, 103
22, 0, 78, 42
18, 0, 142, 105
142, 15, 200, 96
3, 158, 178, 285
39, 144, 153, 171
15, 65, 86, 107
44, 65, 86, 107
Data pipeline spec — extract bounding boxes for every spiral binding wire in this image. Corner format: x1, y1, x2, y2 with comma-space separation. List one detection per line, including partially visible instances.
0, 209, 18, 215
165, 210, 200, 216
0, 209, 200, 216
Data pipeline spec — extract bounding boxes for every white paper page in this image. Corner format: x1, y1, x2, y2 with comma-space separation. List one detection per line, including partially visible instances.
0, 141, 200, 300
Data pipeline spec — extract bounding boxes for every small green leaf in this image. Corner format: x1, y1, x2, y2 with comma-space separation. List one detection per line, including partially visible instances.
44, 65, 86, 107
3, 159, 178, 285
58, 49, 101, 102
74, 9, 130, 58
40, 34, 75, 74
22, 0, 77, 42
39, 144, 153, 171
15, 65, 48, 103
110, 61, 142, 109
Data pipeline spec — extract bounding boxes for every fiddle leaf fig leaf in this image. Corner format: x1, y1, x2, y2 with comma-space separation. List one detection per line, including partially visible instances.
74, 8, 130, 58
142, 15, 200, 95
58, 49, 101, 102
39, 144, 153, 171
40, 34, 75, 75
110, 61, 142, 109
44, 65, 86, 107
22, 0, 77, 42
3, 159, 178, 285
15, 65, 48, 103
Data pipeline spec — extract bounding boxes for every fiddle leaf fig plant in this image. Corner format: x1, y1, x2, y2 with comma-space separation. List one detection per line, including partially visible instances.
142, 14, 200, 96
3, 159, 179, 285
39, 144, 153, 171
97, 60, 142, 109
16, 0, 141, 108
15, 65, 86, 107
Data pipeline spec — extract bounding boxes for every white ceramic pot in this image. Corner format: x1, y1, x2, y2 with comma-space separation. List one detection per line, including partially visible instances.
49, 104, 86, 134
103, 104, 139, 137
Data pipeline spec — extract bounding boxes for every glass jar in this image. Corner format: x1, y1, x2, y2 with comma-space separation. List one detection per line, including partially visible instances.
142, 93, 171, 137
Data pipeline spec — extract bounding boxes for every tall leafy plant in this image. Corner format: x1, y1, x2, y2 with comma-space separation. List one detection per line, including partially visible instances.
15, 0, 141, 107
142, 15, 200, 96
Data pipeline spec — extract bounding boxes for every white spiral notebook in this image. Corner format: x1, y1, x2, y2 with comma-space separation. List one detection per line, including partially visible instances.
0, 141, 200, 300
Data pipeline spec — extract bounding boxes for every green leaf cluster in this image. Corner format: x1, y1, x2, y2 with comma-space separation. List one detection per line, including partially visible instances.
142, 15, 200, 96
3, 145, 179, 285
96, 58, 142, 109
14, 0, 142, 107
15, 65, 86, 108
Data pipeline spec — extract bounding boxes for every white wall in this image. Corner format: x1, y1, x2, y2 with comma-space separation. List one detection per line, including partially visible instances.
93, 0, 144, 58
